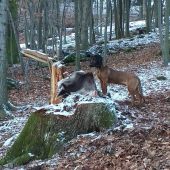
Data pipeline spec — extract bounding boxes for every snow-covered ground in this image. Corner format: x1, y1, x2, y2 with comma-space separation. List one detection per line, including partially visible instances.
1, 12, 170, 169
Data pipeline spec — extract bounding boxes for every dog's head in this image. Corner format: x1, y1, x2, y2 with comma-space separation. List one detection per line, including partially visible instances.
89, 54, 103, 69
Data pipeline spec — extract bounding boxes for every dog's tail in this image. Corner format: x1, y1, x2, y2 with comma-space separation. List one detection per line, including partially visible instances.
137, 78, 145, 102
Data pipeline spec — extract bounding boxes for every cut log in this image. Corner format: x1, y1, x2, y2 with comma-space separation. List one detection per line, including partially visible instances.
0, 102, 116, 167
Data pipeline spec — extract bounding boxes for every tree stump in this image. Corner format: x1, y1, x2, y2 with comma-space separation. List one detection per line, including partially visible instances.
50, 61, 67, 104
21, 49, 67, 104
0, 102, 116, 167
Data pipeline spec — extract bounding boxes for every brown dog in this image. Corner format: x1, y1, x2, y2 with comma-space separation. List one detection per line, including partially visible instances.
89, 54, 145, 106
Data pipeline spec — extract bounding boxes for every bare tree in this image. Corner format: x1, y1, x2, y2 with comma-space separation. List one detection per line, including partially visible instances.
99, 0, 103, 34
74, 0, 81, 70
0, 0, 16, 119
103, 0, 110, 64
125, 0, 131, 37
158, 0, 169, 66
153, 0, 158, 29
145, 0, 151, 33
80, 0, 91, 50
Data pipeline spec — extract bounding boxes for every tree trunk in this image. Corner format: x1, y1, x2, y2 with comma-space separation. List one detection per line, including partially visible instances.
99, 0, 103, 34
37, 0, 43, 50
145, 0, 151, 33
163, 0, 170, 65
139, 0, 143, 19
74, 0, 81, 71
0, 1, 16, 119
0, 102, 116, 167
109, 0, 113, 40
104, 0, 109, 64
7, 0, 19, 64
89, 0, 95, 46
42, 0, 49, 53
153, 0, 158, 28
0, 0, 8, 119
80, 0, 91, 50
125, 0, 131, 37
158, 0, 169, 66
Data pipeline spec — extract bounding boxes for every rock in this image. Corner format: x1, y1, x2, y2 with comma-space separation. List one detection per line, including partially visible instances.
0, 102, 116, 167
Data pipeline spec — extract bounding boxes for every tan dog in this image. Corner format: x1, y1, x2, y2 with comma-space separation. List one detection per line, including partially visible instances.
89, 54, 145, 106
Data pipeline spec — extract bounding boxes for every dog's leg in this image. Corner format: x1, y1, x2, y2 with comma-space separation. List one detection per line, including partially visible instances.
100, 79, 108, 95
134, 90, 143, 105
128, 88, 135, 107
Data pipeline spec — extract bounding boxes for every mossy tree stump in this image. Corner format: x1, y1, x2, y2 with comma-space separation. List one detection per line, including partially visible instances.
0, 102, 116, 167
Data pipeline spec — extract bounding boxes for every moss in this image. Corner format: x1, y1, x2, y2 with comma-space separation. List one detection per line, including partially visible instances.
130, 37, 134, 41
97, 40, 105, 45
92, 103, 116, 131
156, 76, 167, 80
6, 78, 16, 90
63, 54, 75, 63
0, 113, 59, 165
125, 48, 132, 53
7, 0, 19, 64
0, 106, 6, 120
157, 51, 162, 56
67, 45, 74, 49
63, 53, 88, 64
0, 103, 116, 166
14, 153, 35, 166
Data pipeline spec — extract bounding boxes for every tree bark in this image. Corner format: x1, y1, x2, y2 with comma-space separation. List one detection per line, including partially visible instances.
74, 0, 81, 71
0, 0, 8, 119
163, 0, 170, 65
0, 102, 116, 167
125, 0, 131, 37
145, 0, 151, 33
7, 0, 19, 64
158, 0, 169, 66
80, 0, 91, 50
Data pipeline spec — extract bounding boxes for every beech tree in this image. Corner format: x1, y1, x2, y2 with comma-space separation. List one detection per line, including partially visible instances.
74, 0, 81, 70
0, 1, 17, 119
80, 0, 91, 50
158, 0, 169, 66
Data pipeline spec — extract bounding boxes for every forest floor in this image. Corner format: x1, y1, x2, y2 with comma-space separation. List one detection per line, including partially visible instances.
1, 43, 170, 170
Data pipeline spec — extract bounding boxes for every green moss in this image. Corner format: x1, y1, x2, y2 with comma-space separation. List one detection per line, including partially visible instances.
0, 107, 6, 120
6, 78, 16, 90
67, 45, 74, 49
130, 37, 134, 41
0, 113, 59, 165
97, 40, 105, 45
63, 53, 88, 64
132, 32, 138, 35
63, 54, 75, 63
0, 103, 116, 167
156, 76, 167, 80
125, 48, 132, 53
93, 103, 116, 131
14, 153, 35, 166
7, 0, 19, 64
157, 51, 162, 56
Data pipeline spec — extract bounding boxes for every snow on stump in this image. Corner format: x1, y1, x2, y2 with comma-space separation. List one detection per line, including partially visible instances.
0, 102, 116, 167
